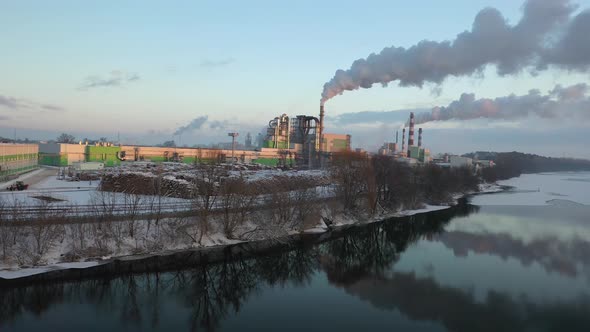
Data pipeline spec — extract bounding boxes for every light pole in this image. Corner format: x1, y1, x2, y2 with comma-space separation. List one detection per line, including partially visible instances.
227, 133, 239, 164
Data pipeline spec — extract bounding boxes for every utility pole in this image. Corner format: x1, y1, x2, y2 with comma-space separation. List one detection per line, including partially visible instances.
227, 132, 239, 165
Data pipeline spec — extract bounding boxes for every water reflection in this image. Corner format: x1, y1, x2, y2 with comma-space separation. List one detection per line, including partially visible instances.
2, 202, 590, 331
437, 231, 590, 278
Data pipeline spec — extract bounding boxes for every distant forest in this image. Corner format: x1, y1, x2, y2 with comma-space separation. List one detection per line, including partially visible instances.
463, 151, 590, 181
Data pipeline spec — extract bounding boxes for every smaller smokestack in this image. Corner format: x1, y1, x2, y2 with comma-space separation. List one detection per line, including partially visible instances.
396, 130, 399, 144
418, 128, 423, 147
401, 128, 406, 155
319, 105, 325, 152
408, 112, 415, 147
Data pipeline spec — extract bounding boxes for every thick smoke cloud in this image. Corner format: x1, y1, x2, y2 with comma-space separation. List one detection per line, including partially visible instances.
321, 0, 588, 105
413, 83, 590, 125
173, 116, 231, 135
174, 116, 208, 135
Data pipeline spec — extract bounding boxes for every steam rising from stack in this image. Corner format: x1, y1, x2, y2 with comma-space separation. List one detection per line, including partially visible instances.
320, 0, 590, 105
413, 82, 590, 125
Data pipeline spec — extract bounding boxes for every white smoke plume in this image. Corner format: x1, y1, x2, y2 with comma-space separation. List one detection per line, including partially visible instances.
174, 116, 208, 135
321, 0, 589, 105
413, 83, 590, 125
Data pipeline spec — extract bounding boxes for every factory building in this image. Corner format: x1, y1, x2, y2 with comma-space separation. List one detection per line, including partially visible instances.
118, 145, 287, 166
378, 142, 398, 155
262, 110, 351, 167
0, 144, 38, 181
450, 156, 473, 168
321, 134, 351, 153
392, 113, 431, 163
39, 143, 121, 167
39, 143, 85, 166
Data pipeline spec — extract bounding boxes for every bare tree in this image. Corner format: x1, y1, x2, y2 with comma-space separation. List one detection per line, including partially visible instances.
291, 176, 320, 232
0, 197, 12, 261
186, 159, 224, 245
20, 201, 62, 265
330, 151, 370, 212
56, 133, 76, 143
121, 189, 143, 240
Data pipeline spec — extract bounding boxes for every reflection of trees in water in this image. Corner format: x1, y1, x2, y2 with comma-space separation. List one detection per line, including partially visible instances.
0, 205, 476, 330
340, 271, 590, 332
319, 204, 473, 286
0, 248, 320, 332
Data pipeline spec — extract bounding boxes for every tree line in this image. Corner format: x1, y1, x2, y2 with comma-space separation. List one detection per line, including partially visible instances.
329, 151, 480, 218
466, 151, 590, 182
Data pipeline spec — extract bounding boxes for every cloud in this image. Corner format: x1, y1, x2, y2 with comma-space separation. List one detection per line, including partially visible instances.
0, 95, 20, 109
79, 70, 141, 90
321, 0, 587, 105
41, 104, 66, 112
0, 94, 65, 112
200, 58, 235, 68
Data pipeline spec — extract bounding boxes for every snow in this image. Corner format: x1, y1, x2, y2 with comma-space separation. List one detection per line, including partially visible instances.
0, 168, 47, 187
394, 204, 453, 217
0, 163, 483, 280
471, 172, 590, 206
0, 261, 103, 280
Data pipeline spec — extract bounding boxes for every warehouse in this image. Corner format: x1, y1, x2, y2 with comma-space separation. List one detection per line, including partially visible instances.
0, 143, 39, 181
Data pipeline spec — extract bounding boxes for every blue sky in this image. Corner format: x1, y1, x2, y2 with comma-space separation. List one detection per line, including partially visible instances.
1, 0, 589, 157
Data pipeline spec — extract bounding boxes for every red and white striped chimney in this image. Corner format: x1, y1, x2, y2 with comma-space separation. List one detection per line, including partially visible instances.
418, 128, 423, 147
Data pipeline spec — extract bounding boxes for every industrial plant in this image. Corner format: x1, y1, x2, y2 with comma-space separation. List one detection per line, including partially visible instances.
0, 107, 486, 181
377, 112, 431, 164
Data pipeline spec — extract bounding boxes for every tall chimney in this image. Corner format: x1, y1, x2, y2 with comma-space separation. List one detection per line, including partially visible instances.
396, 130, 399, 144
418, 128, 423, 147
401, 128, 406, 155
408, 112, 415, 147
408, 112, 415, 156
319, 105, 325, 152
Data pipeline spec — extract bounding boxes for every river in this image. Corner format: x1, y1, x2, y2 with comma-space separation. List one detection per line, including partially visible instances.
2, 172, 590, 331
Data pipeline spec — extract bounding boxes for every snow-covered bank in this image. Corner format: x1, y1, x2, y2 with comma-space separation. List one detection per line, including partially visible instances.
471, 172, 590, 206
0, 192, 483, 280
0, 162, 506, 281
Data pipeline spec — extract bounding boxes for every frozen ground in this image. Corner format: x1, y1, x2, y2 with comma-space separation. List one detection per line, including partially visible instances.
471, 172, 590, 206
0, 164, 487, 280
0, 261, 104, 280
0, 171, 190, 207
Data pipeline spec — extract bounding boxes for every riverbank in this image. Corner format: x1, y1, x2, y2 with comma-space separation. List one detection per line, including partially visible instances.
0, 183, 503, 282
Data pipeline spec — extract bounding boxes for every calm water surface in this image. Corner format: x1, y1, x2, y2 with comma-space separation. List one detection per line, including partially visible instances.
2, 173, 590, 331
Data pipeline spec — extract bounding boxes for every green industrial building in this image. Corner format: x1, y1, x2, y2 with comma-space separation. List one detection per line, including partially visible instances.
39, 143, 121, 167
0, 144, 39, 181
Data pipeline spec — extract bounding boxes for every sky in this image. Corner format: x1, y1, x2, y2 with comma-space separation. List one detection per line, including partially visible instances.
1, 0, 589, 158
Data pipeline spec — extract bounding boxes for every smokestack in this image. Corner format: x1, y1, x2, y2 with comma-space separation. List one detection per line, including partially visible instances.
408, 112, 415, 156
395, 130, 399, 144
418, 128, 423, 147
319, 105, 325, 152
401, 128, 406, 156
408, 112, 415, 146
